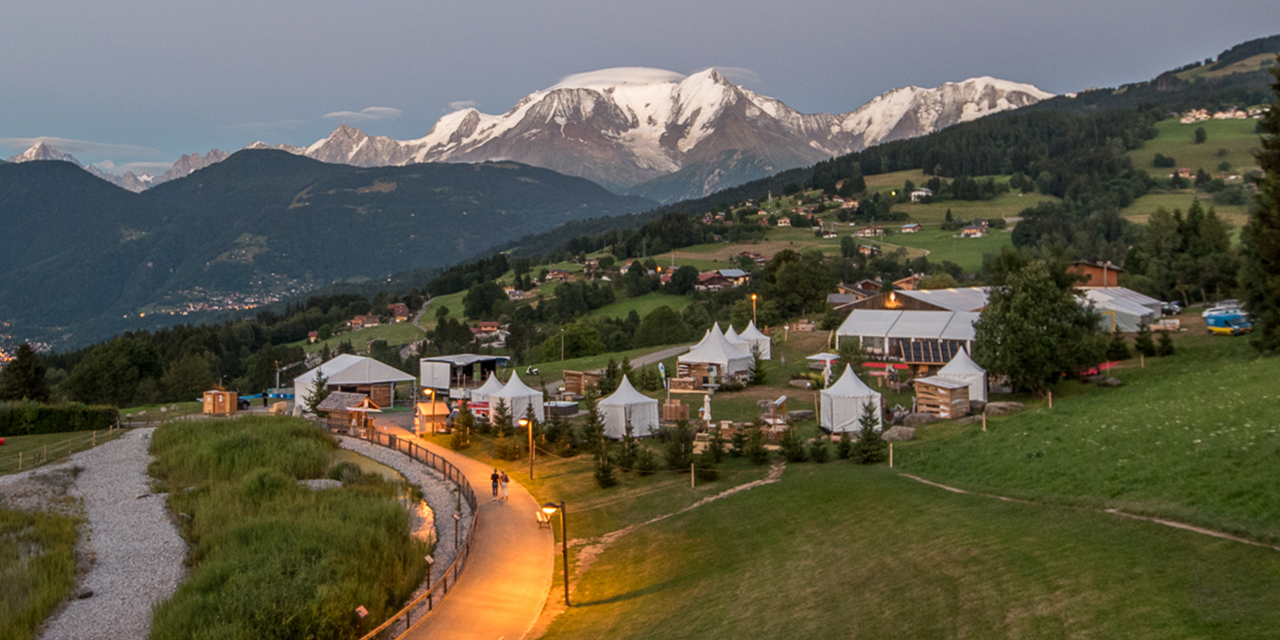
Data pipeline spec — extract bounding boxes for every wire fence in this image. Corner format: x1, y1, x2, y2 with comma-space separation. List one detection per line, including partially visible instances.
0, 426, 122, 475
331, 422, 481, 640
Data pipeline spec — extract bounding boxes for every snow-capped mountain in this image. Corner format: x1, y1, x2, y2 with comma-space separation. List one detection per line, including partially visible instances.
6, 142, 155, 193
151, 149, 230, 186
262, 69, 1050, 200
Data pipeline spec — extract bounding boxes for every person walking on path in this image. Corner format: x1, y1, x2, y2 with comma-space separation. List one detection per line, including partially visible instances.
491, 469, 500, 498
500, 471, 510, 501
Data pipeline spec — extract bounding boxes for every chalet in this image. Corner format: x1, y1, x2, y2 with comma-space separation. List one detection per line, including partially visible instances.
1069, 260, 1123, 288
893, 273, 926, 291
1177, 168, 1193, 179
960, 226, 986, 238
477, 321, 502, 335
504, 287, 530, 300
739, 251, 766, 264
858, 245, 880, 257
546, 269, 573, 282
387, 303, 410, 323
909, 188, 934, 203
697, 272, 733, 291
307, 330, 319, 343
777, 217, 792, 227
901, 223, 922, 233
717, 269, 750, 287
351, 314, 381, 329
316, 392, 381, 431
840, 279, 882, 294
853, 226, 885, 238
822, 231, 838, 239
842, 199, 858, 209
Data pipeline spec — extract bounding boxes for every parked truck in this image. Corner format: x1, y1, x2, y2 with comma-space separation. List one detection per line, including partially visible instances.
1206, 312, 1252, 336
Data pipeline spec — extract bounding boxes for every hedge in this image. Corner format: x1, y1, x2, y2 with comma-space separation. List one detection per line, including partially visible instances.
0, 401, 119, 437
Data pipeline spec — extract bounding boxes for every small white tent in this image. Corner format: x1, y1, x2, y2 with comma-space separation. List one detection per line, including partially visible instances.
724, 326, 751, 350
599, 376, 659, 438
471, 372, 505, 405
738, 321, 772, 360
489, 371, 545, 422
820, 365, 882, 433
678, 323, 753, 379
936, 349, 987, 403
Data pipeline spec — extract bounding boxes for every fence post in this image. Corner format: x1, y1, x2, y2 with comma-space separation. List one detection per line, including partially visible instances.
93, 431, 97, 447
17, 451, 21, 471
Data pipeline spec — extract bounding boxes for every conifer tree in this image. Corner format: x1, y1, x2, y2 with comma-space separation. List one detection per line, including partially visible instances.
707, 426, 726, 464
617, 422, 638, 470
836, 431, 854, 460
779, 427, 807, 462
1240, 64, 1280, 354
745, 420, 770, 465
305, 370, 331, 415
594, 453, 618, 488
1105, 330, 1131, 361
729, 427, 748, 458
808, 436, 830, 464
1134, 322, 1156, 357
0, 344, 49, 402
1157, 331, 1176, 357
491, 398, 513, 437
450, 403, 473, 451
581, 389, 606, 456
851, 401, 887, 464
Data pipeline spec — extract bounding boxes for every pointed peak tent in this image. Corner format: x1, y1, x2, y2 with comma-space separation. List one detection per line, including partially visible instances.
820, 365, 883, 433
937, 349, 987, 403
678, 322, 754, 380
724, 326, 749, 347
490, 370, 545, 422
739, 321, 772, 360
598, 375, 660, 438
473, 372, 506, 401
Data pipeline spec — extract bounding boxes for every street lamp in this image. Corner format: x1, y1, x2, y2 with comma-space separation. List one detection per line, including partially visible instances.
519, 418, 534, 480
560, 327, 566, 362
542, 501, 570, 606
750, 294, 758, 325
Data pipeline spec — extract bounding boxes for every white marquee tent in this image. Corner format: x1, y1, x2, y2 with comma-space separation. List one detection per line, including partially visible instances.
936, 349, 988, 403
678, 323, 753, 379
488, 371, 545, 422
293, 354, 415, 410
471, 372, 505, 405
820, 364, 883, 433
599, 376, 659, 438
724, 326, 751, 350
738, 321, 772, 360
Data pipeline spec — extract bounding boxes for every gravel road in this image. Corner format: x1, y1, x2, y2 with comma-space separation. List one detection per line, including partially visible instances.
22, 428, 187, 640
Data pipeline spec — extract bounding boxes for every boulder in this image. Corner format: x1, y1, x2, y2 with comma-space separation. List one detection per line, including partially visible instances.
955, 416, 983, 426
968, 400, 986, 414
75, 588, 94, 600
902, 413, 939, 427
1097, 377, 1123, 388
786, 410, 815, 422
984, 401, 1025, 416
881, 426, 916, 442
1081, 374, 1104, 384
297, 479, 343, 491
788, 379, 813, 389
756, 399, 774, 410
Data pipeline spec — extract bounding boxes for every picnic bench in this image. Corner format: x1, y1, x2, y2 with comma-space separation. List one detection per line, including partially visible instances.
535, 510, 551, 529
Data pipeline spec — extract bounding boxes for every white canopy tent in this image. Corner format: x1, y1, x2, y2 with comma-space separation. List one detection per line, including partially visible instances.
678, 323, 753, 379
936, 349, 988, 403
724, 326, 751, 350
293, 354, 416, 410
488, 371, 545, 422
599, 376, 659, 438
471, 372, 505, 405
738, 321, 772, 360
820, 365, 883, 433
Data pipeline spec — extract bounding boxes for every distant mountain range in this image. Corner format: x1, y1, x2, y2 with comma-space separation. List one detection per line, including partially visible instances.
7, 70, 1052, 202
0, 151, 653, 345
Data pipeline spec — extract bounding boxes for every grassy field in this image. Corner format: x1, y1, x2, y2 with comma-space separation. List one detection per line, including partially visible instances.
1121, 191, 1251, 227
529, 345, 676, 384
296, 321, 425, 354
1128, 118, 1262, 176
887, 191, 1055, 225
541, 465, 1280, 640
148, 416, 429, 640
0, 429, 124, 476
119, 401, 203, 421
587, 293, 692, 320
895, 331, 1280, 542
870, 227, 1014, 271
0, 508, 80, 640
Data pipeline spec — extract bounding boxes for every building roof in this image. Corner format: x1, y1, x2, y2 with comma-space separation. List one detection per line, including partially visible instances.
490, 371, 541, 400
296, 354, 415, 388
317, 392, 376, 412
837, 310, 981, 342
913, 375, 970, 390
473, 372, 505, 399
740, 321, 769, 343
822, 364, 878, 398
938, 349, 985, 377
718, 269, 749, 278
1083, 287, 1161, 317
903, 341, 965, 365
896, 287, 990, 312
598, 376, 658, 408
679, 323, 753, 370
420, 354, 510, 368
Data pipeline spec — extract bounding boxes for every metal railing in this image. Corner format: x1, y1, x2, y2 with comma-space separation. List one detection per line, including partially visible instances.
338, 424, 481, 640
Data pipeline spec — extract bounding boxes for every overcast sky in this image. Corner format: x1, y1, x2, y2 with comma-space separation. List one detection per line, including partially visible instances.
2, 0, 1276, 174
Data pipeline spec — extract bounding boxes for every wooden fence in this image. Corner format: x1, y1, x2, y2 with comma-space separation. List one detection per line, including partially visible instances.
0, 426, 121, 475
339, 424, 482, 640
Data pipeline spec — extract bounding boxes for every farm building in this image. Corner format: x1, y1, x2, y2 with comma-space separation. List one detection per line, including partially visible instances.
678, 323, 753, 385
420, 354, 509, 400
294, 355, 415, 410
901, 223, 922, 233
820, 365, 882, 433
836, 310, 979, 368
913, 376, 970, 418
961, 226, 986, 238
599, 376, 660, 439
1084, 288, 1162, 332
316, 392, 380, 431
936, 349, 988, 403
488, 371, 545, 422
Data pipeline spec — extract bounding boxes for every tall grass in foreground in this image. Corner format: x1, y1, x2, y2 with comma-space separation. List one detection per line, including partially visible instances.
149, 417, 428, 640
0, 508, 79, 640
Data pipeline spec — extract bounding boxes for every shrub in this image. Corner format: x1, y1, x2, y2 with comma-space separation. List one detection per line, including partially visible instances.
663, 421, 696, 471
1134, 323, 1157, 357
593, 455, 618, 488
0, 401, 118, 437
745, 421, 771, 465
779, 428, 807, 463
635, 447, 658, 476
808, 437, 831, 464
1157, 332, 1176, 356
836, 432, 853, 460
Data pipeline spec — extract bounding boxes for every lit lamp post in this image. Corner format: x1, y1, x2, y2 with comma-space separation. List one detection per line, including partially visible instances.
750, 294, 758, 325
519, 418, 534, 480
542, 501, 570, 606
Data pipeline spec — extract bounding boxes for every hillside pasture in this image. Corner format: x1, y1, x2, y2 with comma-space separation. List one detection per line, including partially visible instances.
1128, 118, 1261, 175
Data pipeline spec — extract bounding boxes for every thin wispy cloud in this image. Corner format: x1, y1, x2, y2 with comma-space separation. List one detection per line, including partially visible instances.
446, 100, 480, 112
712, 66, 763, 87
322, 106, 402, 122
0, 136, 160, 158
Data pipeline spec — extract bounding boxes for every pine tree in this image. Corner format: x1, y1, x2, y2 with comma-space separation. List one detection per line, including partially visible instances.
1157, 331, 1176, 356
749, 346, 768, 385
836, 431, 853, 460
450, 402, 474, 451
696, 446, 719, 481
729, 427, 748, 458
1240, 64, 1280, 354
305, 370, 331, 415
1105, 330, 1131, 361
664, 420, 695, 470
852, 401, 887, 464
0, 344, 50, 402
491, 398, 513, 437
779, 427, 807, 462
581, 389, 606, 454
617, 422, 638, 470
707, 426, 726, 464
808, 437, 830, 464
745, 420, 771, 465
1134, 322, 1156, 357
593, 454, 618, 488
635, 447, 658, 476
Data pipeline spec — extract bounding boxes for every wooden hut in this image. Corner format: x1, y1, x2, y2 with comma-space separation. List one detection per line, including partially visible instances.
317, 392, 381, 432
414, 400, 452, 435
912, 376, 970, 418
202, 390, 238, 415
563, 370, 600, 396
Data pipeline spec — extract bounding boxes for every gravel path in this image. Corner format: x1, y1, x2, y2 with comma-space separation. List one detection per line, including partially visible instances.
5, 428, 187, 640
336, 437, 473, 582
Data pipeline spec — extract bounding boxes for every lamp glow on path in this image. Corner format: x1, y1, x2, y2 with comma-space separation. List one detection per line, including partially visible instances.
543, 501, 570, 606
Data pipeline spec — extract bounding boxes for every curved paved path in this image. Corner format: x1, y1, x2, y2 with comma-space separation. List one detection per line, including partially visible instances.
381, 419, 554, 640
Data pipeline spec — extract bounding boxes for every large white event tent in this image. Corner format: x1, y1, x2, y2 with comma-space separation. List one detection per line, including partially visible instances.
936, 349, 988, 403
599, 376, 659, 438
293, 354, 415, 410
820, 364, 883, 433
724, 326, 751, 351
471, 372, 505, 405
488, 371, 545, 422
738, 321, 772, 360
678, 323, 753, 379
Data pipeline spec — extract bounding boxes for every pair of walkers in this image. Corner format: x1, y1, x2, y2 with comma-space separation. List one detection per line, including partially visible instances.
489, 469, 510, 501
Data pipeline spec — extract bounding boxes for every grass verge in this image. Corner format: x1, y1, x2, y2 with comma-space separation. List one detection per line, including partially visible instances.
0, 508, 80, 640
0, 429, 123, 476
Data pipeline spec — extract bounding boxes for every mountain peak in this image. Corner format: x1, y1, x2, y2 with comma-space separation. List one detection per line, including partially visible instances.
8, 141, 81, 165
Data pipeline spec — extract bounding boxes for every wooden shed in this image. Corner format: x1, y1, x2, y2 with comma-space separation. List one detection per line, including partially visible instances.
913, 376, 970, 419
317, 392, 381, 432
414, 400, 452, 435
563, 370, 600, 396
202, 390, 238, 415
